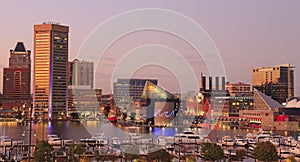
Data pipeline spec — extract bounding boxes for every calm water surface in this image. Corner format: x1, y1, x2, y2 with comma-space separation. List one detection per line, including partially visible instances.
0, 121, 297, 142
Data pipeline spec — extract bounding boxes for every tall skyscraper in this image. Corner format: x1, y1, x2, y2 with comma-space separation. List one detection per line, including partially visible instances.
252, 63, 294, 104
33, 22, 69, 120
68, 59, 94, 88
2, 42, 31, 110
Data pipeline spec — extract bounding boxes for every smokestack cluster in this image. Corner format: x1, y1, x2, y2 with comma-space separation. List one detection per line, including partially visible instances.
201, 75, 226, 91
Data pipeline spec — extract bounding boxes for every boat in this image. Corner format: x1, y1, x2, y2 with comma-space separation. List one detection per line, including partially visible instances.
0, 136, 12, 146
277, 148, 291, 159
290, 145, 300, 156
256, 130, 272, 142
47, 134, 60, 141
284, 136, 298, 147
157, 136, 174, 146
47, 134, 73, 146
222, 136, 235, 146
174, 130, 203, 144
224, 149, 237, 156
111, 137, 121, 147
234, 135, 247, 147
246, 130, 272, 142
129, 133, 142, 143
269, 138, 280, 147
121, 138, 131, 145
91, 133, 108, 146
235, 138, 247, 147
79, 137, 97, 144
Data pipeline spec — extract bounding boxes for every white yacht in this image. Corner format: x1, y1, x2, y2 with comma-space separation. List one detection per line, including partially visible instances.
235, 138, 247, 147
224, 149, 237, 156
246, 130, 272, 141
234, 135, 247, 147
0, 136, 12, 146
47, 134, 60, 141
245, 138, 257, 146
129, 133, 142, 143
277, 148, 290, 159
157, 136, 174, 146
47, 134, 73, 146
222, 136, 235, 146
284, 136, 298, 147
256, 131, 272, 141
290, 145, 300, 156
111, 137, 121, 146
174, 130, 203, 144
91, 133, 108, 146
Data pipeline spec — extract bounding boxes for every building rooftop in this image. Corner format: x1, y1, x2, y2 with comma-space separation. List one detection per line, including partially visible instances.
286, 98, 300, 108
254, 88, 282, 110
14, 42, 26, 52
253, 63, 295, 71
141, 81, 176, 100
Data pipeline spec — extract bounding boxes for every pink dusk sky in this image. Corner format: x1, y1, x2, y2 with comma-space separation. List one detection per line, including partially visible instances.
0, 0, 299, 95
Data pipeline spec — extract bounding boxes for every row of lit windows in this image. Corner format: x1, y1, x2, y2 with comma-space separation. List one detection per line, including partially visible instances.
35, 62, 49, 66
35, 47, 49, 50
34, 70, 49, 73
242, 112, 260, 116
35, 40, 49, 44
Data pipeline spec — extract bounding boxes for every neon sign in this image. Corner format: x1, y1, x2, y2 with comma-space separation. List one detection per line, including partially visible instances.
155, 109, 175, 118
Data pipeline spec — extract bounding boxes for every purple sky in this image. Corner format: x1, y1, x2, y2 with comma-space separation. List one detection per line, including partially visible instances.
0, 0, 299, 95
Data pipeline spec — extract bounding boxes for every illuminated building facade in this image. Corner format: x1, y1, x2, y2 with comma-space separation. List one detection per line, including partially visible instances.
141, 81, 179, 126
113, 78, 158, 109
2, 42, 31, 110
252, 63, 294, 104
226, 82, 251, 97
238, 89, 298, 131
33, 23, 69, 120
197, 75, 227, 117
68, 85, 101, 117
68, 59, 94, 88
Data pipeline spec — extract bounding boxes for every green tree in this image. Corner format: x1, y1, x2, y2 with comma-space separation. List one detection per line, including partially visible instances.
233, 149, 247, 161
252, 141, 278, 162
69, 143, 86, 162
94, 150, 108, 162
107, 154, 119, 162
200, 142, 224, 161
148, 149, 172, 162
33, 140, 54, 162
124, 146, 139, 162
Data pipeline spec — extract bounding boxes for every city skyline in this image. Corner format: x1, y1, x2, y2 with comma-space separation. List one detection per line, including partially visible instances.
0, 1, 299, 95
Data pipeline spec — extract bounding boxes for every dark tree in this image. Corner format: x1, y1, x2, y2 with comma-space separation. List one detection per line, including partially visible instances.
33, 140, 54, 162
201, 142, 224, 161
148, 149, 172, 162
69, 143, 86, 162
124, 146, 140, 162
252, 141, 278, 162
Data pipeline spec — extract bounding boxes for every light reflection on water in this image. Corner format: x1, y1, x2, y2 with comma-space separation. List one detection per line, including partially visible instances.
0, 121, 298, 142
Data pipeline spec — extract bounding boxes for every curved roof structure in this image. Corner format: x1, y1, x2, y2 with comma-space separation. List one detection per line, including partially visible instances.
286, 98, 300, 108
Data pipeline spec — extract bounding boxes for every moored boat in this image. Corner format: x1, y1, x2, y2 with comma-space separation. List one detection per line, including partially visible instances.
222, 136, 235, 146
